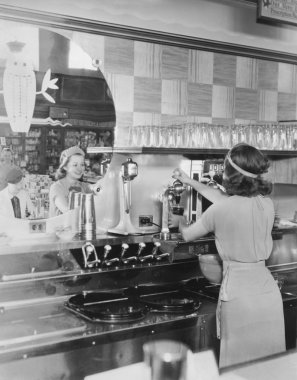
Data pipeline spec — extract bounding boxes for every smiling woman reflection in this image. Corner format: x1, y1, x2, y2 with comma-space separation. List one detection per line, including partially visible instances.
49, 146, 102, 217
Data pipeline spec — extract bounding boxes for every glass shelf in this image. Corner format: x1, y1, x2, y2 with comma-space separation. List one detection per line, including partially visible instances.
87, 146, 297, 158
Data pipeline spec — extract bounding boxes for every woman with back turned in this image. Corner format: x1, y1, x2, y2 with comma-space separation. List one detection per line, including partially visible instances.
172, 143, 285, 368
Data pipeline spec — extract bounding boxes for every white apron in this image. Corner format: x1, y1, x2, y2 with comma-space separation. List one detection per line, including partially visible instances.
217, 260, 286, 368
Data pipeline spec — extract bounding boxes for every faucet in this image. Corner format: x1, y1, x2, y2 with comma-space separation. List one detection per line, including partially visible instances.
151, 241, 161, 258
139, 241, 161, 263
102, 245, 119, 267
155, 251, 170, 261
82, 242, 100, 268
151, 241, 170, 261
121, 243, 137, 265
138, 242, 153, 263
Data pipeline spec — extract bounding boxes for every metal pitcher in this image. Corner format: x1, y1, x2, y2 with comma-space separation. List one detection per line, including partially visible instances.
79, 193, 96, 240
69, 191, 82, 235
68, 190, 81, 210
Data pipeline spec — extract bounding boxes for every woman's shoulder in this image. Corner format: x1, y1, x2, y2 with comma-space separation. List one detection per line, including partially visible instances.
49, 178, 67, 193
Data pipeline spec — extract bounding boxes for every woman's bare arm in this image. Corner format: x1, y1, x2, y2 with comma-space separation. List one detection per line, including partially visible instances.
54, 195, 69, 214
172, 168, 227, 204
179, 217, 209, 242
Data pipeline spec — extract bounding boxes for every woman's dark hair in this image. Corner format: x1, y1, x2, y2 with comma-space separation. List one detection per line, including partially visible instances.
223, 143, 272, 196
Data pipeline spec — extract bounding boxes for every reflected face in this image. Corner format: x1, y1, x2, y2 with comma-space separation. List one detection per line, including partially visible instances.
7, 179, 24, 196
64, 154, 85, 181
1, 150, 13, 165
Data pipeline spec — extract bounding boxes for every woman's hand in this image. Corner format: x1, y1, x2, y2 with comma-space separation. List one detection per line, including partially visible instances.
172, 168, 191, 185
91, 178, 103, 194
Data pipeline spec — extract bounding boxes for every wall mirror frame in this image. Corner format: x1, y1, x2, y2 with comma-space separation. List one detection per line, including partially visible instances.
0, 4, 297, 64
1, 4, 297, 158
0, 4, 297, 227
0, 11, 118, 228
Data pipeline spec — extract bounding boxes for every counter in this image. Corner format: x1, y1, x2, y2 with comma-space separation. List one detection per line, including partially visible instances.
0, 295, 218, 380
80, 348, 297, 380
0, 227, 296, 380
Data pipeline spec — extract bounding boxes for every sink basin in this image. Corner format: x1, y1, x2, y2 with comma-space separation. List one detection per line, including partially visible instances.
199, 254, 223, 284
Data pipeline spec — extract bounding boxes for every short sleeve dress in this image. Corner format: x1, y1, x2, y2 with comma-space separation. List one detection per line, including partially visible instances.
200, 195, 285, 368
49, 177, 92, 217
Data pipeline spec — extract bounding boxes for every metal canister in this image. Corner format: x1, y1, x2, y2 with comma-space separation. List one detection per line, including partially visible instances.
121, 157, 138, 181
68, 190, 81, 210
69, 191, 82, 235
79, 193, 96, 240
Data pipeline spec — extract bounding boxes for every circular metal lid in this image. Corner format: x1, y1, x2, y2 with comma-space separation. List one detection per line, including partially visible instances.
66, 291, 149, 323
125, 284, 201, 313
142, 293, 199, 313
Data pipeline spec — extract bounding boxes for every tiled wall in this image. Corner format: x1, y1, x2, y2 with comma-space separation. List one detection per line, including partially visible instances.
93, 35, 297, 146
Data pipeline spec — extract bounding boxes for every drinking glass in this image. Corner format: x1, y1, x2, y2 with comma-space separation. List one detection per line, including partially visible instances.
143, 340, 188, 380
200, 124, 209, 148
159, 126, 169, 147
271, 124, 280, 150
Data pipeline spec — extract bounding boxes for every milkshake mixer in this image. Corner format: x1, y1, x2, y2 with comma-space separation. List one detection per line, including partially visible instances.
108, 157, 142, 235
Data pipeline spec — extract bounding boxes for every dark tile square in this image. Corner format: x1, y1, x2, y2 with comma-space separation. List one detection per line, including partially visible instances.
277, 92, 297, 121
258, 60, 278, 91
188, 83, 212, 116
235, 88, 258, 120
213, 53, 236, 87
134, 77, 161, 113
162, 46, 188, 80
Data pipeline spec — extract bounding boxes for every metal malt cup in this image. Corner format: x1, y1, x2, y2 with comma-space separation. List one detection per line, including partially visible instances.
79, 193, 96, 240
69, 191, 82, 235
68, 190, 81, 210
143, 340, 188, 380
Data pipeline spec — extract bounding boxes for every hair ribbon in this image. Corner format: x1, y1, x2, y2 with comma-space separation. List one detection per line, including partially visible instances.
226, 154, 259, 178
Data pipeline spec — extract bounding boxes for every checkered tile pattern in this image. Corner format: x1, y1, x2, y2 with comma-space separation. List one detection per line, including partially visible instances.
77, 33, 297, 145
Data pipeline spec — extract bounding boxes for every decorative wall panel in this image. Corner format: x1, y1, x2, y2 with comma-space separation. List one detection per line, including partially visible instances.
235, 88, 258, 120
277, 93, 297, 121
236, 57, 258, 90
188, 50, 213, 85
134, 77, 161, 113
278, 63, 297, 94
213, 53, 237, 87
258, 60, 278, 91
134, 42, 162, 79
258, 90, 278, 122
84, 33, 297, 144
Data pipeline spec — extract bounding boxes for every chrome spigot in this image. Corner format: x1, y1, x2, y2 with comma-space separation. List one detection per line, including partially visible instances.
82, 242, 100, 268
136, 242, 146, 257
121, 243, 129, 259
137, 242, 153, 263
155, 252, 170, 261
121, 243, 137, 265
155, 242, 170, 261
152, 242, 161, 258
102, 245, 119, 267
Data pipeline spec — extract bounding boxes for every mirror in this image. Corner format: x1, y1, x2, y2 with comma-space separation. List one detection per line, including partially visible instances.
0, 22, 116, 219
